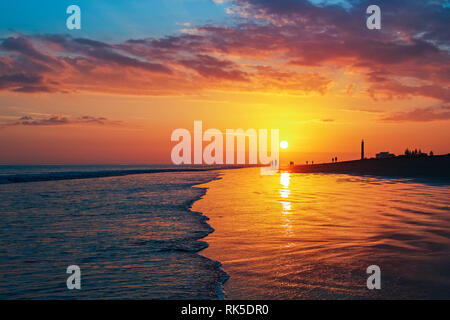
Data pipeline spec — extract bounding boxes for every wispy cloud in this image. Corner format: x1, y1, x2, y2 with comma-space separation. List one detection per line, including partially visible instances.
4, 115, 122, 127
0, 0, 447, 99
341, 107, 383, 114
382, 105, 450, 122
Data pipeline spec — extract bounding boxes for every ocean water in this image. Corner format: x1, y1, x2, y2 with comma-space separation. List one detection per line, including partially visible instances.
0, 165, 225, 299
2, 166, 450, 299
193, 168, 450, 299
0, 164, 225, 184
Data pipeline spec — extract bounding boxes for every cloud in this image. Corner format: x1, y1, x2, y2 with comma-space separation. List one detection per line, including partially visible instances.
0, 73, 42, 87
0, 0, 448, 99
178, 54, 249, 81
341, 107, 383, 114
382, 105, 450, 122
0, 36, 59, 65
5, 115, 122, 127
12, 115, 70, 126
368, 80, 450, 101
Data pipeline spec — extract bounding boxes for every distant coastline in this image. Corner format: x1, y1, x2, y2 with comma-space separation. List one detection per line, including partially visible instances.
287, 154, 450, 180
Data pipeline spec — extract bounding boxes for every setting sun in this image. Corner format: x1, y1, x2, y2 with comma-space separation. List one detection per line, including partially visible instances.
280, 141, 289, 149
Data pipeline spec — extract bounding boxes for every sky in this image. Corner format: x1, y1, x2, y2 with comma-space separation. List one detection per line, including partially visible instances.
0, 0, 449, 164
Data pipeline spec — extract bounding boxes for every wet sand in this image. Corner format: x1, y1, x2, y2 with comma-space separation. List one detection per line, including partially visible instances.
192, 168, 450, 299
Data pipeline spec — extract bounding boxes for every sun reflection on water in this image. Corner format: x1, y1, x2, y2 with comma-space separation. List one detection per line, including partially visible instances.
279, 172, 291, 215
192, 168, 450, 299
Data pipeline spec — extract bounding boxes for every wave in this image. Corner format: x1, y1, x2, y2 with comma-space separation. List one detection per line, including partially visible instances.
190, 175, 229, 299
0, 165, 247, 184
0, 169, 228, 299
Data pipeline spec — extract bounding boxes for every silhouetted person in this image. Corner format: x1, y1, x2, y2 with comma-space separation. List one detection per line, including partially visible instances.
306, 161, 308, 165
335, 157, 338, 162
312, 161, 314, 164
430, 151, 434, 156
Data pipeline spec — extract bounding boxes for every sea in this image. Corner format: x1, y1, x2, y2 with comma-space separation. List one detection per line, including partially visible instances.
1, 165, 449, 299
0, 165, 225, 299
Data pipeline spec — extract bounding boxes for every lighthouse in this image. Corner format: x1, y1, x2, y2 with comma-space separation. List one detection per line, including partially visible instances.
361, 139, 365, 160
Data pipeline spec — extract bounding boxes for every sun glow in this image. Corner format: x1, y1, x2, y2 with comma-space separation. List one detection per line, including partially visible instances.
280, 140, 289, 149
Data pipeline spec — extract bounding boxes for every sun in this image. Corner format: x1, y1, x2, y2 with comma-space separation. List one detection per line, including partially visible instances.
280, 140, 289, 149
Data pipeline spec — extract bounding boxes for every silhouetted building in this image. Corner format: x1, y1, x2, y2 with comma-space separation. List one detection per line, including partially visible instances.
361, 139, 365, 160
404, 148, 428, 157
376, 152, 395, 159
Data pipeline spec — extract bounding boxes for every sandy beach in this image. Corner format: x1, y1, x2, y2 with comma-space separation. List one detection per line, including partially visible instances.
193, 168, 450, 299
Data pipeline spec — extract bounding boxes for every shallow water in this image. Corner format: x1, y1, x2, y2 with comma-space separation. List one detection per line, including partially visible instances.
0, 170, 224, 299
193, 168, 450, 299
2, 166, 449, 299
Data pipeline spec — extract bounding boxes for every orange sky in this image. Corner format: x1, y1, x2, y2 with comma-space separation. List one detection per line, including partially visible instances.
0, 89, 448, 165
0, 1, 449, 164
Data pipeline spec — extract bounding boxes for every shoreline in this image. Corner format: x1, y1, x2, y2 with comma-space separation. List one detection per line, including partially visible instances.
190, 172, 229, 300
0, 169, 230, 299
287, 154, 450, 181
